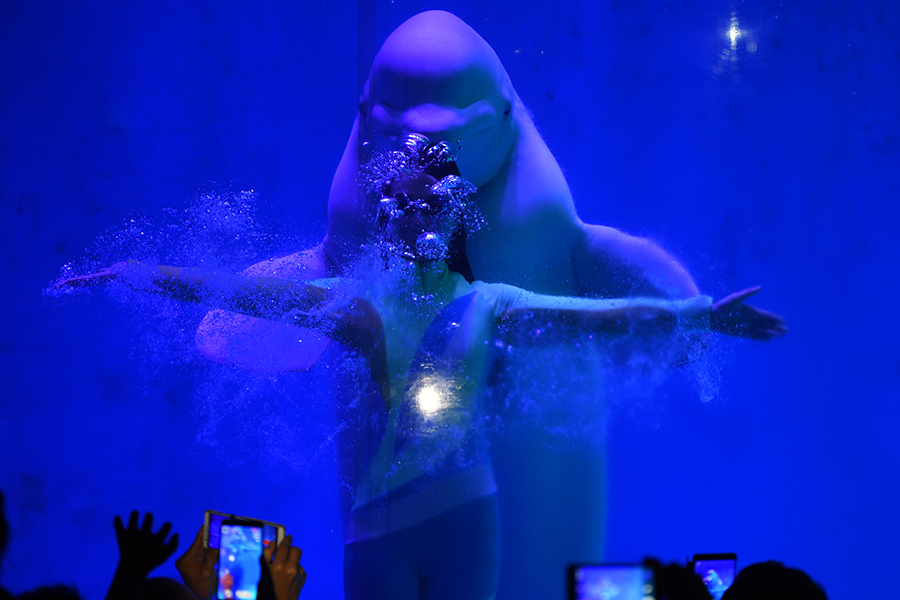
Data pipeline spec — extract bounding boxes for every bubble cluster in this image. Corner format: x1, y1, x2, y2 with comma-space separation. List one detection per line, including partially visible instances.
46, 185, 348, 471
47, 181, 731, 475
361, 134, 485, 262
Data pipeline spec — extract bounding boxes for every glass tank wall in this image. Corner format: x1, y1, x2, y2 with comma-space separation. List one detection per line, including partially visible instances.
1, 2, 898, 599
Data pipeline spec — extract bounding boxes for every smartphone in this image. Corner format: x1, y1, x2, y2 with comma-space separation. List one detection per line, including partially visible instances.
691, 553, 737, 600
217, 520, 264, 600
204, 509, 285, 552
568, 563, 655, 600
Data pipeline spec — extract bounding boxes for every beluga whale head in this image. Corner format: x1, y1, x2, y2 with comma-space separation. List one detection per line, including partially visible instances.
359, 10, 519, 188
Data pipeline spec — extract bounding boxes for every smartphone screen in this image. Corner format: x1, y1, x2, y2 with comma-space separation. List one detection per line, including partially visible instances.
217, 523, 264, 600
206, 512, 281, 551
569, 564, 655, 600
692, 555, 736, 600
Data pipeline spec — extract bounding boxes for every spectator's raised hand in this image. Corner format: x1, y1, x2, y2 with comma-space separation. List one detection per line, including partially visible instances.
174, 526, 220, 600
113, 510, 179, 577
105, 510, 179, 600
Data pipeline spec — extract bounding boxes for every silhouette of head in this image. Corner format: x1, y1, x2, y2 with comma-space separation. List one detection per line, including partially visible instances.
0, 489, 8, 563
721, 561, 828, 600
15, 585, 84, 600
143, 577, 198, 600
644, 558, 713, 600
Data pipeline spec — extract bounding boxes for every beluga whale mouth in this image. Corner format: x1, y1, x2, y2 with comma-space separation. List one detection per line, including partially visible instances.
361, 133, 482, 263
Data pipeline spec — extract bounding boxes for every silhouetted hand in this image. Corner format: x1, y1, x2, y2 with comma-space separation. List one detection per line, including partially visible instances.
712, 287, 787, 340
114, 511, 179, 577
54, 262, 128, 289
105, 510, 179, 600
175, 526, 220, 600
259, 535, 306, 600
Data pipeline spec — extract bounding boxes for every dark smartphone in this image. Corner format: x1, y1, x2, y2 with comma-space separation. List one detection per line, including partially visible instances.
691, 553, 737, 600
568, 563, 655, 600
217, 520, 265, 600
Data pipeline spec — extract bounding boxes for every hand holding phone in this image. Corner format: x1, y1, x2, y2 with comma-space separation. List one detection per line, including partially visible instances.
204, 510, 285, 551
691, 553, 737, 600
199, 510, 295, 600
218, 520, 265, 600
261, 535, 307, 600
175, 526, 220, 600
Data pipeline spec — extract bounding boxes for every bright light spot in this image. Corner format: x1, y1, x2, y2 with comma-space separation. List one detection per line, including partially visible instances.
416, 384, 444, 416
728, 23, 741, 48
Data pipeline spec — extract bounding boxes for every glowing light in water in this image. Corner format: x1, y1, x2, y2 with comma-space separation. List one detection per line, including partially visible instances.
712, 12, 758, 77
416, 382, 445, 416
728, 18, 741, 49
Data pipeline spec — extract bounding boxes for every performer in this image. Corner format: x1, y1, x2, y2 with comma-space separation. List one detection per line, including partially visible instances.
56, 137, 785, 600
188, 13, 727, 596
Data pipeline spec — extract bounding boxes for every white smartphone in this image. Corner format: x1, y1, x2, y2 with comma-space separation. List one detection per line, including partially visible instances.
203, 509, 285, 552
217, 520, 265, 600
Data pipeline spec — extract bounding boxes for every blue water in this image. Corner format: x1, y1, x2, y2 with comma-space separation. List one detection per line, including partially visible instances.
2, 2, 899, 599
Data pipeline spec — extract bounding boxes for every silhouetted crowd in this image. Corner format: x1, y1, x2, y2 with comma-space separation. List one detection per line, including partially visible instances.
644, 557, 828, 600
0, 490, 305, 600
0, 488, 827, 600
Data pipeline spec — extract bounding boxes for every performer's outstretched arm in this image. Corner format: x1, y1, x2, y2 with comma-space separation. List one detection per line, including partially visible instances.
55, 262, 391, 402
497, 285, 785, 341
56, 261, 334, 315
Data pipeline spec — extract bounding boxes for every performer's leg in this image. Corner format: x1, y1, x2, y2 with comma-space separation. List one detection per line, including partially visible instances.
416, 494, 501, 600
344, 494, 500, 600
344, 532, 419, 600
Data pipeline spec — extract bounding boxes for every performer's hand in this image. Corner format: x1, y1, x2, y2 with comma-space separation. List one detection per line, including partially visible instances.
54, 261, 128, 289
712, 287, 787, 340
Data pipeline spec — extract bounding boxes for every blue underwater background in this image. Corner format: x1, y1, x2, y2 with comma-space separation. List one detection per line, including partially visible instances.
2, 1, 899, 599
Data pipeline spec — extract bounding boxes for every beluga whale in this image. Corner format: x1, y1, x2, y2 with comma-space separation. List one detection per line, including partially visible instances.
195, 10, 707, 600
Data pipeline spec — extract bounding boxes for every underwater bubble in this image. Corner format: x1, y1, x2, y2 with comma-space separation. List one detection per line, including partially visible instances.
48, 183, 347, 472
425, 140, 458, 165
166, 186, 275, 271
484, 315, 734, 449
192, 362, 342, 472
402, 133, 430, 157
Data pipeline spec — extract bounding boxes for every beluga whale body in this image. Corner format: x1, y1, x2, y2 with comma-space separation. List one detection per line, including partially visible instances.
195, 10, 701, 600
